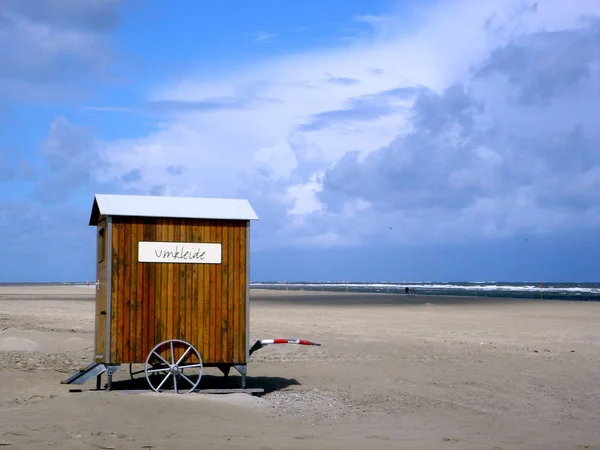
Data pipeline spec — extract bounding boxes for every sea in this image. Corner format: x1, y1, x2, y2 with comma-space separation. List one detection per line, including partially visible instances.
1, 281, 599, 302
250, 281, 600, 302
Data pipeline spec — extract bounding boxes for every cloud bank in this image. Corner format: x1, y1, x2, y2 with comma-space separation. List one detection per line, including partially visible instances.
84, 0, 600, 251
3, 0, 600, 283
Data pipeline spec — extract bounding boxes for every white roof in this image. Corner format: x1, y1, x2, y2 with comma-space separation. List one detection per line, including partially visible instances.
89, 194, 259, 225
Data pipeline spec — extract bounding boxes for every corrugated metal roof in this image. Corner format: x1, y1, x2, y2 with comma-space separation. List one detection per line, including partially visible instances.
89, 193, 259, 225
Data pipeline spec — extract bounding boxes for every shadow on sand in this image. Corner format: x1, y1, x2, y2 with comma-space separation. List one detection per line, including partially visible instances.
104, 370, 300, 395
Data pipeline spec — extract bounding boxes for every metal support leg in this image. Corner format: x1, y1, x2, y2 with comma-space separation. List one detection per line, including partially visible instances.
233, 365, 247, 389
96, 374, 102, 390
105, 365, 121, 391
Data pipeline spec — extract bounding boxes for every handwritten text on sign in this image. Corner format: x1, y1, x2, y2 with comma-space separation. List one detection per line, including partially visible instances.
138, 241, 222, 264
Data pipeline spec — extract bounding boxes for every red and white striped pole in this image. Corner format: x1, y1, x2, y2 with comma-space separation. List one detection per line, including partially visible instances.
249, 338, 321, 356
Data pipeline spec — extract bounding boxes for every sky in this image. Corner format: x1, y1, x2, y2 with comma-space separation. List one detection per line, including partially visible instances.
1, 0, 599, 283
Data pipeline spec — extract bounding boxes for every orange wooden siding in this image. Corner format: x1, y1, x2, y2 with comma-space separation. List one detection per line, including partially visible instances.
94, 219, 108, 361
108, 217, 248, 365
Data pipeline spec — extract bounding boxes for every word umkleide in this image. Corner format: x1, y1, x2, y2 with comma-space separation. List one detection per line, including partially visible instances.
138, 241, 222, 264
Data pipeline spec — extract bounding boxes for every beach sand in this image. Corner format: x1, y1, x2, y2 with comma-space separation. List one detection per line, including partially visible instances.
0, 285, 599, 449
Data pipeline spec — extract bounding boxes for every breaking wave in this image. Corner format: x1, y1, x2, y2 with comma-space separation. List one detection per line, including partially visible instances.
250, 281, 600, 301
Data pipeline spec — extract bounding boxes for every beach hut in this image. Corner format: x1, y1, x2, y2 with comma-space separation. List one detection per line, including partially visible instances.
64, 193, 259, 393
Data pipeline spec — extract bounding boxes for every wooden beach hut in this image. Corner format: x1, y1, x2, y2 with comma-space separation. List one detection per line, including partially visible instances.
63, 193, 259, 393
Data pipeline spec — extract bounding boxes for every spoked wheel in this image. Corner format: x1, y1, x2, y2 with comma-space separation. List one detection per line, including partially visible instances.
144, 339, 203, 394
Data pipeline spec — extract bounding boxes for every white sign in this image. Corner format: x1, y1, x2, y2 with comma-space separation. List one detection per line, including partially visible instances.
138, 241, 222, 264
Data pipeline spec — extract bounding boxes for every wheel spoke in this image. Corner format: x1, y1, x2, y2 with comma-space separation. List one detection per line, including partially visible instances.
152, 351, 171, 367
147, 366, 170, 374
178, 363, 203, 369
176, 346, 192, 366
180, 373, 196, 387
170, 341, 175, 365
156, 372, 172, 391
173, 372, 178, 393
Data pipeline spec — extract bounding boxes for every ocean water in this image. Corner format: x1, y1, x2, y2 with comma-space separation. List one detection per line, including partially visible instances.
250, 281, 600, 302
2, 281, 598, 302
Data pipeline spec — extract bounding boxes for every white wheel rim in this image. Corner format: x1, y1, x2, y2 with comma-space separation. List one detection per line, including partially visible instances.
144, 339, 203, 394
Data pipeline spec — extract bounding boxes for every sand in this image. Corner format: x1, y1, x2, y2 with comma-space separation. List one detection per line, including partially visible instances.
0, 285, 599, 449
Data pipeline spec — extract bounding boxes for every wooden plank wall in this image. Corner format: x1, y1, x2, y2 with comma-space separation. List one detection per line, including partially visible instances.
94, 221, 108, 362
109, 217, 248, 365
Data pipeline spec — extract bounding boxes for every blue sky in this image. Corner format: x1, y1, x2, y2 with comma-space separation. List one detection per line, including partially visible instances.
1, 0, 599, 283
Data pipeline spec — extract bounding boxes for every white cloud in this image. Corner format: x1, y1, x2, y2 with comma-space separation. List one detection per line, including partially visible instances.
93, 0, 600, 250
248, 31, 276, 44
286, 173, 324, 216
0, 0, 123, 99
354, 14, 385, 24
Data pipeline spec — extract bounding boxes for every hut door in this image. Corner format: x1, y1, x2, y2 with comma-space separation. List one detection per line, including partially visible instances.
94, 221, 108, 362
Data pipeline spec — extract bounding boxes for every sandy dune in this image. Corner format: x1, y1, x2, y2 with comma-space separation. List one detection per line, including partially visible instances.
0, 285, 599, 449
